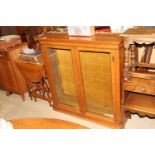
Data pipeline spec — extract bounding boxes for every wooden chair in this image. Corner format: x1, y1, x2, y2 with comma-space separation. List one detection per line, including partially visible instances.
16, 60, 52, 104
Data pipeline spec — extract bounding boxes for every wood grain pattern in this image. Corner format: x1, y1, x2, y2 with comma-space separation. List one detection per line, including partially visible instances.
0, 43, 27, 100
37, 32, 124, 128
123, 92, 155, 117
15, 60, 52, 103
124, 77, 155, 95
71, 47, 87, 113
10, 118, 87, 129
122, 28, 155, 119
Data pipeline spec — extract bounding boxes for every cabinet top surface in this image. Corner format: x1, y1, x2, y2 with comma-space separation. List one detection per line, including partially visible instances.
36, 32, 123, 45
0, 43, 27, 53
122, 28, 155, 37
121, 28, 155, 44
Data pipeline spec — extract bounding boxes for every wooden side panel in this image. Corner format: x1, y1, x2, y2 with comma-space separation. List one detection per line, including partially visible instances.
0, 61, 5, 89
0, 59, 17, 92
0, 43, 28, 100
111, 50, 121, 123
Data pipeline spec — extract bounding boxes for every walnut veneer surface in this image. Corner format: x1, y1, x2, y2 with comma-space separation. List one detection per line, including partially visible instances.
10, 118, 87, 129
0, 43, 28, 100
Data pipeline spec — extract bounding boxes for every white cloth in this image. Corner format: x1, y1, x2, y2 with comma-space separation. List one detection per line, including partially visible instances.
22, 48, 35, 54
110, 26, 133, 33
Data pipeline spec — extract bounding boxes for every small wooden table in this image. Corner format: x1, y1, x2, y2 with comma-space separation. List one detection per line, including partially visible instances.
10, 118, 87, 129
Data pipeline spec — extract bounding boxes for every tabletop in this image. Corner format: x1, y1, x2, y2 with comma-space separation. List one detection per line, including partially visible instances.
9, 118, 87, 129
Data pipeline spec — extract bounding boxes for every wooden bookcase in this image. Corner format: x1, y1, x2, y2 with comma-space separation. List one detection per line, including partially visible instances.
37, 32, 124, 128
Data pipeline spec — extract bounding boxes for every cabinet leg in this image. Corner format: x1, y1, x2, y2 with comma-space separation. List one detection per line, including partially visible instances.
6, 91, 12, 96
125, 111, 131, 119
21, 94, 25, 101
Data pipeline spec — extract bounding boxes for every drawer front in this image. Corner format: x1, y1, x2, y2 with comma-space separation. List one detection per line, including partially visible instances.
124, 78, 155, 95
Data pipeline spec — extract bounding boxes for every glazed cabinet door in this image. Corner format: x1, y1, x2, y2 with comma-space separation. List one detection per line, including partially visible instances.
78, 48, 121, 125
79, 49, 114, 117
46, 47, 80, 112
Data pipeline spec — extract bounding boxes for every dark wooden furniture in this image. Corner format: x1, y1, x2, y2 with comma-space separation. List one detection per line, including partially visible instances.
0, 43, 28, 100
9, 118, 87, 129
16, 26, 43, 42
37, 32, 124, 128
121, 28, 155, 119
0, 35, 22, 50
0, 26, 17, 36
16, 60, 52, 104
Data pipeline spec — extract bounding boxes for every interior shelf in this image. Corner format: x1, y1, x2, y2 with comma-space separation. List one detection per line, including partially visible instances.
124, 92, 155, 117
128, 71, 155, 80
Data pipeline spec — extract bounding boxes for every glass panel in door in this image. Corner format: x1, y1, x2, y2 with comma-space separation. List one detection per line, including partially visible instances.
48, 48, 78, 108
80, 51, 113, 117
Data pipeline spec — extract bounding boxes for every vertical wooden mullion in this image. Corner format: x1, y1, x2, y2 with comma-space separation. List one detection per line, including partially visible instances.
111, 51, 121, 123
71, 47, 86, 113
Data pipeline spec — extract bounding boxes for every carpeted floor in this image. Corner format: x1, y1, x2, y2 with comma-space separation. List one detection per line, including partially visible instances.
0, 89, 155, 129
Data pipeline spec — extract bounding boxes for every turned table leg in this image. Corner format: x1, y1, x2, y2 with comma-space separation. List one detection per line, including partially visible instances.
131, 44, 136, 71
124, 44, 130, 81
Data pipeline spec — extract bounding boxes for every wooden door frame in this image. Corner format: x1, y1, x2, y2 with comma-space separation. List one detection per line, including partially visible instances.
41, 44, 84, 113
111, 50, 122, 124
77, 47, 122, 124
